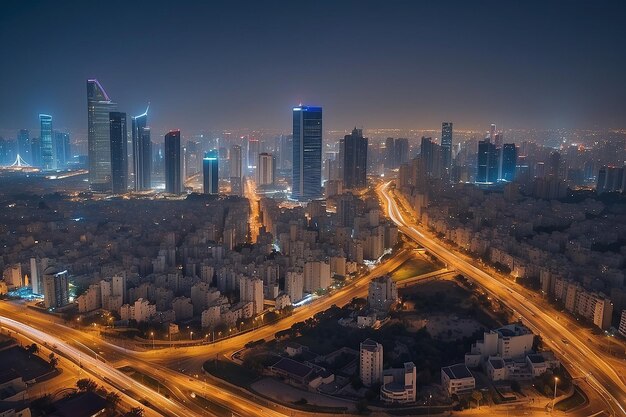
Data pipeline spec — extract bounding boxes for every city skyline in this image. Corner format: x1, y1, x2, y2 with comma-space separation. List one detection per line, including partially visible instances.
1, 1, 626, 136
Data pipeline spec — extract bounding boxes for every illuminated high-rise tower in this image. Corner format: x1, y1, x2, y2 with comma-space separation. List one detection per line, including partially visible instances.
109, 112, 128, 194
203, 150, 219, 194
501, 143, 517, 182
257, 152, 274, 186
343, 127, 368, 189
292, 105, 322, 201
17, 129, 31, 164
441, 122, 453, 168
87, 79, 117, 191
164, 130, 182, 194
132, 107, 152, 191
39, 114, 54, 170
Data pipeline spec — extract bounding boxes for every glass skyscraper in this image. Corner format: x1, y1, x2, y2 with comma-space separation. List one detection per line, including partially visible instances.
203, 150, 219, 194
501, 143, 518, 182
343, 127, 368, 189
87, 79, 117, 191
109, 112, 128, 194
132, 107, 152, 191
477, 140, 499, 183
54, 131, 71, 169
292, 105, 322, 201
441, 122, 453, 168
165, 130, 182, 194
39, 114, 53, 170
17, 129, 30, 164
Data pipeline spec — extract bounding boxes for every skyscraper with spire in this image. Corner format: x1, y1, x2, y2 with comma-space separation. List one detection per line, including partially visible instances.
87, 79, 117, 191
132, 106, 152, 191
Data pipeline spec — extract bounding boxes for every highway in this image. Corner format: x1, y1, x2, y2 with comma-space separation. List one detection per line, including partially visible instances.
377, 180, 626, 416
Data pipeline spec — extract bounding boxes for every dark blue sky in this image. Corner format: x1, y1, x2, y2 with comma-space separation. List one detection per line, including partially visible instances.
1, 0, 625, 136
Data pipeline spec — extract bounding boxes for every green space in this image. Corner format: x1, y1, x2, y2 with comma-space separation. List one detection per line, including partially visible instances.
202, 359, 259, 387
117, 366, 175, 398
555, 386, 587, 411
390, 257, 442, 281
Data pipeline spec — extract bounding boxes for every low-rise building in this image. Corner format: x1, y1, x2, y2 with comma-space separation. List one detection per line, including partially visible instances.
441, 364, 475, 396
380, 362, 417, 403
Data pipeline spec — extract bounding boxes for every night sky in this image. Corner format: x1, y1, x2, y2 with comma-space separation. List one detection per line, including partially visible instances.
1, 0, 625, 136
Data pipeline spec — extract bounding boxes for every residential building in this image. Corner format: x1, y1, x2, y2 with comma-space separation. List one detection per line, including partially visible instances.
360, 338, 383, 387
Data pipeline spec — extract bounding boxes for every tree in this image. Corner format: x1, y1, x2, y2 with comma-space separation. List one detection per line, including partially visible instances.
49, 354, 59, 369
105, 391, 121, 410
76, 378, 98, 392
471, 390, 483, 408
124, 407, 144, 417
27, 343, 39, 356
356, 400, 369, 415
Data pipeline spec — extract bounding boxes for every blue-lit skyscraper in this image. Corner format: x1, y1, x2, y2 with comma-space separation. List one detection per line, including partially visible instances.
17, 129, 30, 164
476, 140, 499, 183
54, 131, 71, 169
292, 105, 322, 201
441, 122, 453, 168
165, 130, 182, 194
87, 79, 117, 191
203, 150, 219, 195
39, 114, 54, 170
500, 143, 517, 182
132, 107, 152, 191
109, 112, 128, 194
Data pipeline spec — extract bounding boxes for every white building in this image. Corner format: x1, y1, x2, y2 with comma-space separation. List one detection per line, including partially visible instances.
275, 293, 291, 310
380, 362, 417, 403
360, 338, 383, 387
465, 324, 534, 367
2, 264, 22, 289
367, 275, 398, 311
285, 270, 304, 303
257, 153, 274, 186
172, 296, 193, 321
120, 298, 156, 323
303, 260, 331, 293
76, 283, 101, 313
240, 277, 264, 315
619, 310, 626, 338
441, 364, 475, 396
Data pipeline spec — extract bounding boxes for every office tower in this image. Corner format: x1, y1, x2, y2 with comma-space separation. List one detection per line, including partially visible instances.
494, 132, 503, 149
203, 150, 219, 194
394, 138, 409, 167
292, 105, 322, 201
257, 152, 274, 186
230, 145, 242, 179
247, 136, 259, 169
360, 338, 383, 387
489, 123, 496, 141
278, 134, 293, 170
109, 112, 128, 194
501, 143, 518, 182
132, 107, 152, 191
43, 267, 69, 309
549, 150, 561, 179
420, 136, 444, 179
30, 137, 41, 167
477, 140, 499, 183
39, 114, 54, 170
343, 127, 368, 189
53, 131, 71, 168
17, 129, 30, 163
87, 79, 117, 191
441, 122, 453, 168
164, 130, 182, 194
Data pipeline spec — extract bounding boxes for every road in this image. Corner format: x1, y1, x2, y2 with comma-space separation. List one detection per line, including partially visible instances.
377, 180, 626, 416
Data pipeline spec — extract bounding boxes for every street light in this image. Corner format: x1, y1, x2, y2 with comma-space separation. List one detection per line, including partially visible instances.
190, 331, 193, 341
150, 331, 155, 350
552, 376, 559, 412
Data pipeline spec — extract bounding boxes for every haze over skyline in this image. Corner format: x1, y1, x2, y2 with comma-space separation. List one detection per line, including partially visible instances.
1, 0, 626, 136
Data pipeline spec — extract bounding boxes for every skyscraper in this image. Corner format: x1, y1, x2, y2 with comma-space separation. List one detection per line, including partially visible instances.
39, 114, 54, 170
501, 143, 518, 182
394, 138, 409, 167
53, 131, 71, 169
17, 129, 30, 164
477, 140, 499, 183
164, 130, 182, 194
203, 150, 219, 194
343, 127, 368, 189
278, 134, 293, 170
441, 122, 453, 168
230, 145, 242, 179
109, 112, 128, 194
87, 79, 117, 191
257, 152, 274, 186
420, 136, 444, 179
292, 105, 322, 201
132, 107, 152, 191
247, 136, 259, 170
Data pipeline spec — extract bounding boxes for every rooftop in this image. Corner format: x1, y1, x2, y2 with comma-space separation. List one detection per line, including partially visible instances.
442, 363, 473, 380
